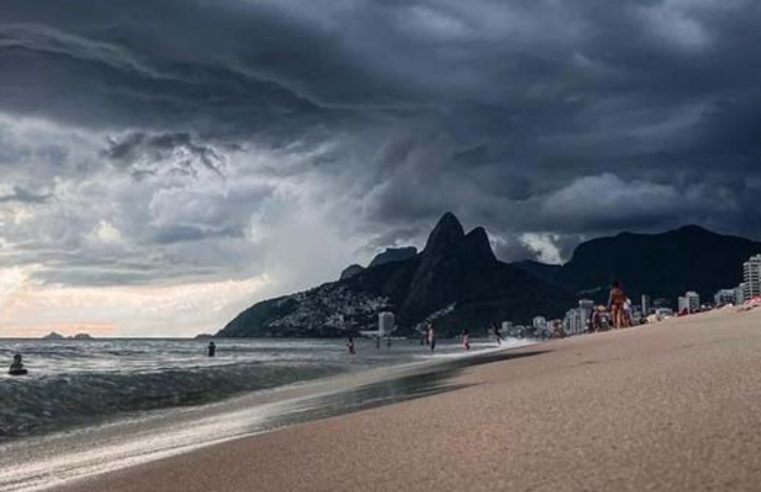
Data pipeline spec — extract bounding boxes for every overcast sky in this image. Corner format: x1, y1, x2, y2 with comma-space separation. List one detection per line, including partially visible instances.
2, 0, 760, 336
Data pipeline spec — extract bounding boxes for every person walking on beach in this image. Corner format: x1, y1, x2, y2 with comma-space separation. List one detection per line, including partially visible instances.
346, 336, 356, 355
206, 341, 216, 357
462, 329, 471, 351
608, 281, 627, 329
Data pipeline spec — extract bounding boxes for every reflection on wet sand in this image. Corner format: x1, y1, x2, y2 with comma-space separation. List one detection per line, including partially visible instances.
258, 349, 549, 432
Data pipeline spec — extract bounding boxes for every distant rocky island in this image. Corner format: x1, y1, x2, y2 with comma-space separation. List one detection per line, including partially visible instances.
42, 332, 94, 340
218, 213, 761, 339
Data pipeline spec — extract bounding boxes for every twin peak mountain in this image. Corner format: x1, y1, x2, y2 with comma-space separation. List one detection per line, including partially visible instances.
218, 213, 761, 338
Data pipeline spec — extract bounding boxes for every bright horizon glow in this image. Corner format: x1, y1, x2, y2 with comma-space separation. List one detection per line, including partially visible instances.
0, 266, 271, 337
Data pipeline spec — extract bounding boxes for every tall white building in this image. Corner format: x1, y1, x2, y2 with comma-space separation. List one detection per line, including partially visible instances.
735, 283, 746, 306
641, 295, 651, 315
563, 308, 587, 336
677, 291, 700, 313
743, 255, 761, 301
578, 299, 594, 331
378, 312, 395, 337
687, 291, 700, 312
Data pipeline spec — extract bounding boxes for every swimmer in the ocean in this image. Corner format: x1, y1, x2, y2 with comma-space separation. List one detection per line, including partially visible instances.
9, 353, 27, 375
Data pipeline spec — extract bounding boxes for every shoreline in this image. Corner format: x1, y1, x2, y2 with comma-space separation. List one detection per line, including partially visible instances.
0, 336, 531, 440
0, 340, 536, 492
54, 307, 761, 492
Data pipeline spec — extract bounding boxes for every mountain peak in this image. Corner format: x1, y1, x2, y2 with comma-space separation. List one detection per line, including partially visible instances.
672, 224, 712, 235
460, 226, 497, 264
423, 212, 465, 254
368, 246, 418, 268
340, 263, 365, 280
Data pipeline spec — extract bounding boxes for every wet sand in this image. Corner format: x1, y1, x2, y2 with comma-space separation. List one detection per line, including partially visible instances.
59, 308, 761, 491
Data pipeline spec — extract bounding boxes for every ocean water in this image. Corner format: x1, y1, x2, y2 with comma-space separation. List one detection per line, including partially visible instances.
0, 337, 518, 440
0, 337, 541, 492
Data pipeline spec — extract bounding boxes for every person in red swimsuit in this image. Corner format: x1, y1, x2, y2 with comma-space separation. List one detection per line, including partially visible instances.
608, 281, 627, 329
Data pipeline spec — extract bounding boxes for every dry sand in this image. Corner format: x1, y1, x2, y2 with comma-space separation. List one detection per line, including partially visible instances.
58, 308, 761, 491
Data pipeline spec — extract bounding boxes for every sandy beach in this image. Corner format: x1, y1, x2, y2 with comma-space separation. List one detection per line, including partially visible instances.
57, 308, 761, 492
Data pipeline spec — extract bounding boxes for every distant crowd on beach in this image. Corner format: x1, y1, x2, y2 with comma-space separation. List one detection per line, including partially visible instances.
343, 317, 508, 356
342, 280, 638, 357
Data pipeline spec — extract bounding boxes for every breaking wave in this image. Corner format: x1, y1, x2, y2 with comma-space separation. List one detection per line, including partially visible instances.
0, 362, 342, 439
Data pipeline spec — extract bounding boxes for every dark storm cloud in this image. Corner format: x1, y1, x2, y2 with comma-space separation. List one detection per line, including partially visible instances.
152, 224, 244, 245
103, 131, 227, 178
2, 0, 761, 281
0, 14, 326, 137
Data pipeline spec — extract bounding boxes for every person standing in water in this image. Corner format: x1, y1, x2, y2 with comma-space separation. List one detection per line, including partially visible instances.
608, 281, 627, 329
462, 329, 471, 351
493, 322, 504, 346
207, 341, 216, 357
9, 353, 27, 375
428, 324, 436, 352
346, 336, 356, 355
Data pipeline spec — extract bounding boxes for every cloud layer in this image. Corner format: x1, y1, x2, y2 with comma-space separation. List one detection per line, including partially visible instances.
2, 0, 761, 334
